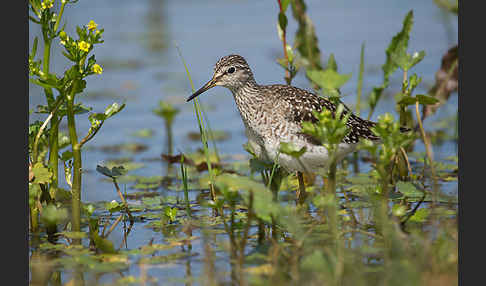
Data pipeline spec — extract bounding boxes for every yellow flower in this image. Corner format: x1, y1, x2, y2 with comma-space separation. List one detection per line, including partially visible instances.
77, 41, 91, 52
60, 40, 66, 46
92, 64, 103, 75
41, 0, 54, 10
87, 20, 98, 31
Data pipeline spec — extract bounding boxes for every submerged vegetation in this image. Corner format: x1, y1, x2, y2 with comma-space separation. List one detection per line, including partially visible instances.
29, 1, 457, 285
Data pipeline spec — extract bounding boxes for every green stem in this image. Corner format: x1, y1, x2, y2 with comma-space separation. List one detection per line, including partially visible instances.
326, 159, 337, 196
66, 81, 82, 234
399, 70, 408, 127
43, 37, 61, 193
415, 101, 438, 206
54, 2, 67, 33
296, 171, 306, 205
42, 0, 67, 190
165, 120, 173, 156
326, 159, 339, 284
174, 44, 217, 213
48, 117, 60, 190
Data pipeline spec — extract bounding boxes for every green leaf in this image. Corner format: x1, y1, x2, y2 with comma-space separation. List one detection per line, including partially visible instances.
392, 204, 407, 217
382, 10, 414, 86
32, 163, 53, 184
392, 50, 426, 72
164, 206, 178, 221
397, 95, 418, 106
84, 204, 95, 216
391, 50, 411, 71
93, 234, 117, 254
281, 0, 291, 12
31, 37, 38, 59
60, 150, 73, 161
408, 73, 422, 90
409, 51, 426, 68
73, 79, 87, 95
291, 0, 323, 70
214, 173, 282, 223
249, 158, 274, 173
41, 204, 68, 226
396, 181, 424, 199
152, 101, 180, 125
307, 69, 352, 91
36, 102, 92, 116
87, 55, 96, 68
104, 102, 126, 119
368, 86, 384, 111
130, 128, 154, 138
409, 208, 430, 223
326, 53, 338, 71
106, 200, 123, 213
96, 165, 126, 179
278, 12, 288, 31
417, 94, 440, 105
279, 142, 307, 158
57, 231, 87, 239
111, 166, 127, 177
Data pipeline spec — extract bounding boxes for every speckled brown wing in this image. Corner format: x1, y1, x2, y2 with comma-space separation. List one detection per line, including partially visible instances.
267, 84, 380, 144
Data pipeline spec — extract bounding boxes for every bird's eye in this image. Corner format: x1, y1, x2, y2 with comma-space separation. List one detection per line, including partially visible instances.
227, 67, 236, 74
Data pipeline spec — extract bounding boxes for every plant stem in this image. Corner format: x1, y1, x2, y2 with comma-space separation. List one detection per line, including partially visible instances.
54, 2, 67, 33
181, 160, 192, 218
39, 0, 67, 190
296, 171, 306, 205
415, 101, 438, 206
326, 160, 337, 196
165, 120, 173, 156
175, 44, 218, 214
356, 42, 365, 117
353, 43, 363, 173
277, 0, 291, 84
48, 117, 60, 190
113, 179, 134, 222
66, 81, 82, 234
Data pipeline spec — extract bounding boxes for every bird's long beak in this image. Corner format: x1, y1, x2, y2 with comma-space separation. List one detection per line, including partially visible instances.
186, 78, 216, 102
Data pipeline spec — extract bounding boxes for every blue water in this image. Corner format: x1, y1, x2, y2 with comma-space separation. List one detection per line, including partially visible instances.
29, 0, 457, 284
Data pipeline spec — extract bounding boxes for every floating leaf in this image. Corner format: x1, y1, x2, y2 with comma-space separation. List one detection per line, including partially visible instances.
396, 181, 424, 199
164, 206, 178, 222
409, 208, 430, 222
57, 231, 87, 240
130, 128, 154, 138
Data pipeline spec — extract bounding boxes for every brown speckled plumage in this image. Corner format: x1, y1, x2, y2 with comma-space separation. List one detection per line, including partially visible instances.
187, 54, 396, 173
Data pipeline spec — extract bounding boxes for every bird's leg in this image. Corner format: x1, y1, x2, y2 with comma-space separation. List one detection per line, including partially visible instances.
296, 171, 307, 205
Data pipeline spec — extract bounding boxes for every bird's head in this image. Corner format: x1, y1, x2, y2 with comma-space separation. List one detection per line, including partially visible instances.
186, 54, 254, 102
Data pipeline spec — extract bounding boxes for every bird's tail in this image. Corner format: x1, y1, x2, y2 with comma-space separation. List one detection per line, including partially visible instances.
365, 119, 412, 134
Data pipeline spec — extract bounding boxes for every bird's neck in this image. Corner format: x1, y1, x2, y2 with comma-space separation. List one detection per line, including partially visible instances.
230, 78, 265, 126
